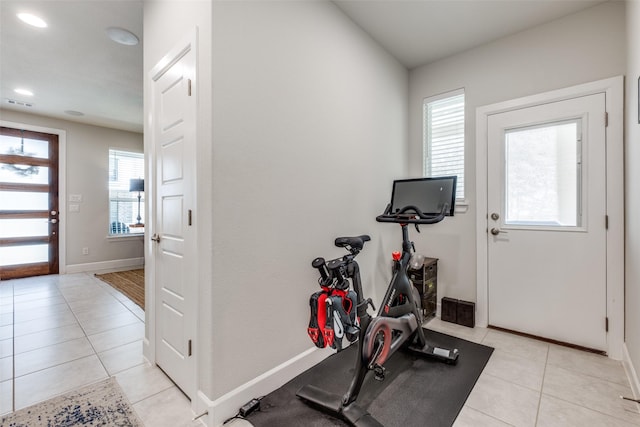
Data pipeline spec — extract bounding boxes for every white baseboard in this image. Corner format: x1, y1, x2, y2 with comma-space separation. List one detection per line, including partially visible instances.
623, 343, 640, 401
65, 257, 144, 274
200, 346, 334, 427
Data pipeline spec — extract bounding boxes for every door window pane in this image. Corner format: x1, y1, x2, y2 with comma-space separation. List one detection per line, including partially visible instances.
504, 120, 581, 227
0, 164, 49, 184
0, 244, 48, 266
0, 191, 48, 210
0, 219, 49, 238
0, 135, 49, 159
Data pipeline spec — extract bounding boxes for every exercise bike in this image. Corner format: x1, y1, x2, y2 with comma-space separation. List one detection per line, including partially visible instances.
297, 176, 460, 427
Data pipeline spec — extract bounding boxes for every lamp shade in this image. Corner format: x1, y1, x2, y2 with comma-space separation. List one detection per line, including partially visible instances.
129, 178, 144, 192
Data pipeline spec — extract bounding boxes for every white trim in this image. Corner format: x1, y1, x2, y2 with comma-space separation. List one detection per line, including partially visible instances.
423, 87, 465, 104
0, 120, 67, 274
475, 76, 624, 359
65, 257, 144, 274
106, 233, 145, 240
198, 346, 333, 427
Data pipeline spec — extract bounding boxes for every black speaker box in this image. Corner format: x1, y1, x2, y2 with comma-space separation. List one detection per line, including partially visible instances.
456, 300, 475, 328
441, 297, 458, 324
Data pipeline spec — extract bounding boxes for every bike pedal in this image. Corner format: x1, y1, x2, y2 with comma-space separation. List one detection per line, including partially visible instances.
373, 365, 386, 381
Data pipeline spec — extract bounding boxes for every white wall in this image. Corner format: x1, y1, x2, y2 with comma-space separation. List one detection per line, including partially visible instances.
625, 0, 640, 391
211, 0, 407, 400
408, 1, 626, 303
0, 108, 144, 271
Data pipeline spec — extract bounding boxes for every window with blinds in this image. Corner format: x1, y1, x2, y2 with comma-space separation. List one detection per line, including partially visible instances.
423, 90, 465, 200
108, 149, 144, 235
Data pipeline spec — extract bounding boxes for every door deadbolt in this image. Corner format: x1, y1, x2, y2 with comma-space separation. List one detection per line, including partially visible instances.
491, 213, 500, 221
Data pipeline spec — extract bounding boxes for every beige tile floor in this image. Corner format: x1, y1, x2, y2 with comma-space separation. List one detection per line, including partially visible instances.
0, 272, 203, 427
1, 272, 639, 426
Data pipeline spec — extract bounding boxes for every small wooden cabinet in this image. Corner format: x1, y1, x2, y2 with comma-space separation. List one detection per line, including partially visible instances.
408, 257, 438, 319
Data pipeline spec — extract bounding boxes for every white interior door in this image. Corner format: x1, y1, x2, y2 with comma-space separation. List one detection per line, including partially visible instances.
151, 40, 196, 397
487, 93, 607, 351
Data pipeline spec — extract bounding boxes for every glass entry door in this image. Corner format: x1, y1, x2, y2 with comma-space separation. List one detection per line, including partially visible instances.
0, 127, 59, 279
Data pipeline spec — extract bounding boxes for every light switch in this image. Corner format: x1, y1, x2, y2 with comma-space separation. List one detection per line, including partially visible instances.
69, 204, 80, 212
69, 194, 82, 202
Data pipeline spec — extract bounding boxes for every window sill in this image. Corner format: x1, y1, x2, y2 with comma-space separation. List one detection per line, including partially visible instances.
107, 233, 144, 240
455, 200, 469, 214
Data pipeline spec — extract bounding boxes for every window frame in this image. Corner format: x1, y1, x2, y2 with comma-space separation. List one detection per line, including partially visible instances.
423, 88, 466, 205
108, 149, 144, 237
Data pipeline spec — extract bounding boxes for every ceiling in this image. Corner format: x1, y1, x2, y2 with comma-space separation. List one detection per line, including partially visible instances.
334, 0, 607, 69
0, 0, 607, 134
0, 1, 143, 133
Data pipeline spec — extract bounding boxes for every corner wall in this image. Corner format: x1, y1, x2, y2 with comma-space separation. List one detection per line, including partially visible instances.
625, 0, 640, 394
408, 1, 626, 303
211, 0, 407, 404
143, 0, 215, 399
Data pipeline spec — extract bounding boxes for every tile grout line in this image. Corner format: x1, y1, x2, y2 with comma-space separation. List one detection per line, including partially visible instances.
533, 345, 549, 426
11, 280, 15, 414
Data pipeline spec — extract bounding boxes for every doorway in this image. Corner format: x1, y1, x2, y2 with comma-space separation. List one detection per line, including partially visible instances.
487, 94, 606, 351
147, 31, 198, 401
0, 126, 60, 279
476, 77, 624, 359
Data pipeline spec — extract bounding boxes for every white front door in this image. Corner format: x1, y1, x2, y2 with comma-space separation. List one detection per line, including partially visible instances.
487, 93, 607, 351
150, 37, 197, 397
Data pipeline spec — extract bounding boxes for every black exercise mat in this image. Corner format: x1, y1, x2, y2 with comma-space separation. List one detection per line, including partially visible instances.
247, 329, 493, 427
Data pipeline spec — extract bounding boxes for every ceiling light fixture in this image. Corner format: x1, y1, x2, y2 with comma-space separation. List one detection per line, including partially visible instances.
17, 13, 47, 28
14, 88, 34, 97
105, 27, 139, 46
64, 110, 85, 116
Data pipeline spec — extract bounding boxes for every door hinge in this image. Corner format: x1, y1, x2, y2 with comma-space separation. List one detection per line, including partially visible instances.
605, 317, 609, 332
188, 339, 192, 356
188, 79, 192, 96
188, 209, 193, 226
605, 112, 608, 127
605, 215, 609, 229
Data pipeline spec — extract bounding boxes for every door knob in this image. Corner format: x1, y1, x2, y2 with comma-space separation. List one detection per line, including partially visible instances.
49, 219, 58, 224
151, 234, 161, 243
490, 228, 508, 236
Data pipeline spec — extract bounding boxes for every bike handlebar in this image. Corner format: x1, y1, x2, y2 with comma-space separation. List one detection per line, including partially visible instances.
376, 203, 449, 225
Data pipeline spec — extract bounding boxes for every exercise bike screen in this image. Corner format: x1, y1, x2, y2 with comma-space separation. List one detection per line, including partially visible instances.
390, 176, 457, 216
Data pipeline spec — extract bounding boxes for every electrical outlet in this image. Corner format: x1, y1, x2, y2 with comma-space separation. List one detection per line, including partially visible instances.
82, 247, 89, 255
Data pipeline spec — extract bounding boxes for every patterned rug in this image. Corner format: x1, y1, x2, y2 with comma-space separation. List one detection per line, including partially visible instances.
95, 269, 145, 309
1, 377, 143, 427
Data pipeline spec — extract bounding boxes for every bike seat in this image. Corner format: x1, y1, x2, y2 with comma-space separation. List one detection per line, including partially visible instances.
334, 235, 371, 250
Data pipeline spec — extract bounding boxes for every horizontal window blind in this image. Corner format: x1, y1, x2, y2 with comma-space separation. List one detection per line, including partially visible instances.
424, 91, 465, 200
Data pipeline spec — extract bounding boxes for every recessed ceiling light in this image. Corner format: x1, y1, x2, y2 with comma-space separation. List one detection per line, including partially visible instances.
17, 13, 47, 28
64, 110, 85, 116
14, 88, 34, 97
105, 27, 139, 46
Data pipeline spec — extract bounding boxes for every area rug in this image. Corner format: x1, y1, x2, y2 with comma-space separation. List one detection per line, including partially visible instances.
0, 377, 143, 427
248, 329, 493, 427
95, 269, 145, 309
